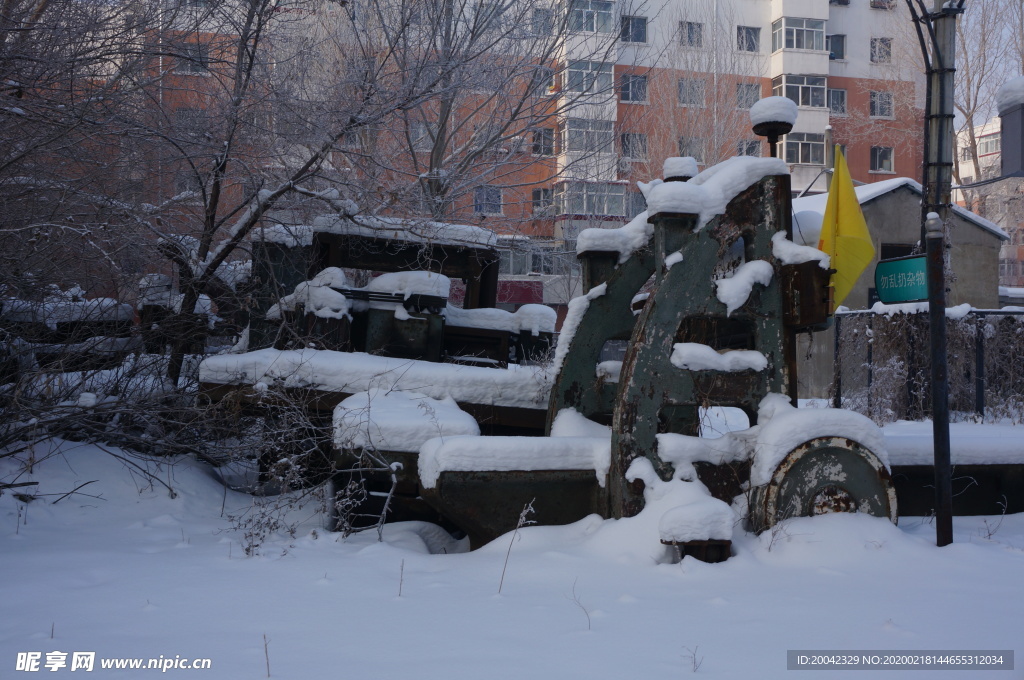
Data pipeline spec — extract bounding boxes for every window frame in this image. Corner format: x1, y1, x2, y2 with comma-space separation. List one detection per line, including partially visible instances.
869, 90, 894, 118
620, 132, 648, 161
679, 21, 704, 48
531, 127, 555, 156
562, 118, 614, 153
828, 88, 847, 115
473, 185, 503, 215
737, 140, 761, 157
826, 33, 846, 60
620, 15, 648, 43
736, 82, 760, 109
870, 37, 892, 64
772, 74, 826, 108
677, 136, 705, 163
620, 73, 648, 102
771, 17, 825, 53
567, 60, 614, 93
678, 77, 707, 107
553, 181, 627, 217
569, 0, 614, 34
737, 25, 760, 52
870, 146, 894, 173
531, 187, 554, 215
175, 42, 210, 75
784, 132, 826, 165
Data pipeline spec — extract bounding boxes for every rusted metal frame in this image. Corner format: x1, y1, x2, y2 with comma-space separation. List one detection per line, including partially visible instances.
609, 177, 791, 519
544, 248, 656, 432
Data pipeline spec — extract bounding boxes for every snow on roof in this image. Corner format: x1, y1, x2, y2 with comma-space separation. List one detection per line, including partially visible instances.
996, 75, 1024, 116
2, 286, 134, 327
311, 215, 498, 248
254, 224, 315, 247
749, 96, 798, 127
199, 348, 552, 410
791, 177, 1009, 240
418, 435, 610, 489
333, 389, 480, 453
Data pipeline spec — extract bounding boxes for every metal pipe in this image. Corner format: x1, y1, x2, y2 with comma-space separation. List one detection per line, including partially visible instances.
926, 212, 953, 546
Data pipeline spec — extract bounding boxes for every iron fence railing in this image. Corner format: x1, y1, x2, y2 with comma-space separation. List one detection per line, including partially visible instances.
832, 309, 1024, 424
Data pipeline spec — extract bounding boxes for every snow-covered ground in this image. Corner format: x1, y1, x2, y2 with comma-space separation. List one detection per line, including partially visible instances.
2, 435, 1021, 679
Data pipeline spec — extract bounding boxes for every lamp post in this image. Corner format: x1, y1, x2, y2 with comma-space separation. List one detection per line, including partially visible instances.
905, 0, 963, 546
926, 212, 953, 546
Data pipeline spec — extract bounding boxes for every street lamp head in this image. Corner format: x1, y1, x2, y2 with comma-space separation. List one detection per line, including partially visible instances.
749, 97, 798, 158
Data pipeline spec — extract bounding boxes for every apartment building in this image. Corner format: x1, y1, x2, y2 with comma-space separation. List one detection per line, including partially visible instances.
955, 119, 1024, 287
496, 0, 925, 309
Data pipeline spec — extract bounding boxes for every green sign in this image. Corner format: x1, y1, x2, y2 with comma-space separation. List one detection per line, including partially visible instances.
874, 255, 928, 304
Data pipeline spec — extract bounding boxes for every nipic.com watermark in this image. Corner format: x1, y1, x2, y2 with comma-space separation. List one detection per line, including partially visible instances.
15, 652, 212, 672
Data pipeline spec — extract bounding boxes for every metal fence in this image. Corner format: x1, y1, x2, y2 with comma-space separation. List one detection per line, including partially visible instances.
832, 309, 1024, 424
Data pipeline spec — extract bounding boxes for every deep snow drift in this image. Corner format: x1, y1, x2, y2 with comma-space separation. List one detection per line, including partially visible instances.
2, 435, 1021, 679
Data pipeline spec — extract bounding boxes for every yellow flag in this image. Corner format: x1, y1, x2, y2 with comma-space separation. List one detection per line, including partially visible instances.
818, 145, 875, 307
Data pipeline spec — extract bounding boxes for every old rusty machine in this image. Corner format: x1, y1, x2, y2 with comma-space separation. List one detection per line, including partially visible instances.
200, 160, 899, 550
420, 162, 898, 546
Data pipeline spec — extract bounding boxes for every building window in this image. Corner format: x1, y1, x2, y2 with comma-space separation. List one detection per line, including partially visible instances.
737, 140, 761, 157
626, 191, 646, 217
870, 90, 894, 117
175, 42, 209, 74
531, 127, 554, 155
409, 120, 432, 151
771, 17, 825, 52
870, 0, 895, 9
532, 187, 553, 215
569, 0, 613, 33
870, 37, 892, 63
826, 34, 846, 60
174, 107, 207, 138
679, 21, 703, 48
532, 7, 554, 35
870, 146, 894, 172
620, 74, 648, 102
620, 132, 648, 160
979, 133, 1001, 156
737, 26, 760, 52
567, 60, 613, 93
678, 78, 706, 107
772, 74, 826, 108
529, 66, 555, 95
828, 88, 847, 115
563, 118, 614, 153
784, 132, 825, 165
621, 15, 647, 43
736, 82, 760, 109
554, 181, 626, 216
678, 137, 704, 163
499, 248, 531, 275
474, 185, 502, 214
830, 0, 850, 5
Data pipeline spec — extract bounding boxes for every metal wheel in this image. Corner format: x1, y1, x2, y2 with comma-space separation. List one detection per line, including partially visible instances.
748, 436, 897, 532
